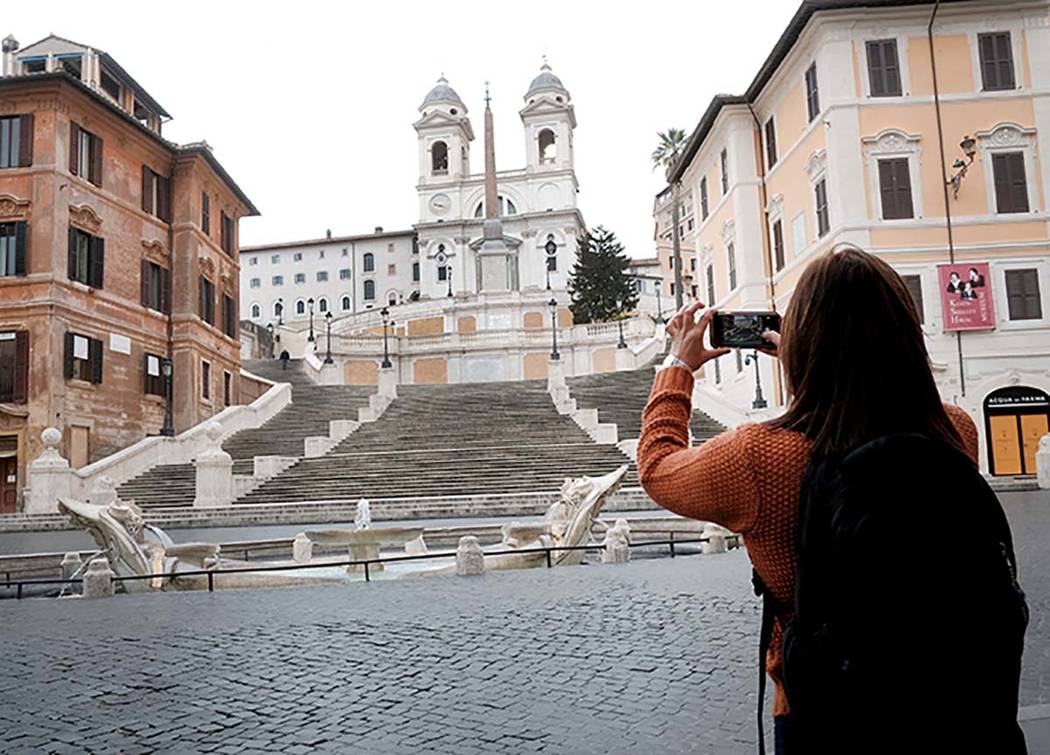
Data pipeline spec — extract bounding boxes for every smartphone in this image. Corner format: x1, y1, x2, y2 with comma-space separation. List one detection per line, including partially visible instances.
710, 311, 781, 350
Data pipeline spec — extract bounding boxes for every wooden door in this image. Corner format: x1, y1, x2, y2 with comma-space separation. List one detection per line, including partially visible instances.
1020, 414, 1049, 475
988, 414, 1022, 476
0, 457, 16, 513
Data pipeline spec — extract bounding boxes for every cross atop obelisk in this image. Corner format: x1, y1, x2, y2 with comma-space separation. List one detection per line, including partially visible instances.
483, 81, 498, 221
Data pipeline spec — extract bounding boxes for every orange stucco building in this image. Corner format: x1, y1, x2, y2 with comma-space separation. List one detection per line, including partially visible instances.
659, 0, 1050, 477
0, 35, 258, 512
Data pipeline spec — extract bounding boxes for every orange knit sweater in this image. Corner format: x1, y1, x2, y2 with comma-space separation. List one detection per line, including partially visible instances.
637, 366, 980, 717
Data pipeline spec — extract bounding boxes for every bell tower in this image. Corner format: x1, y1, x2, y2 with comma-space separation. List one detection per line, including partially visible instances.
520, 59, 576, 173
414, 75, 474, 187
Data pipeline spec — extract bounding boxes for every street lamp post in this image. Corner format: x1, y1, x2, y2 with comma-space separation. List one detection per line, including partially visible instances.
548, 297, 560, 361
307, 297, 316, 342
323, 311, 334, 365
160, 357, 175, 437
446, 264, 453, 298
266, 323, 274, 359
381, 306, 392, 369
744, 351, 768, 410
617, 318, 627, 349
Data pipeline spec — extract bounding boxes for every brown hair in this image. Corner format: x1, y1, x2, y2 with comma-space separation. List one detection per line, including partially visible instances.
768, 244, 966, 458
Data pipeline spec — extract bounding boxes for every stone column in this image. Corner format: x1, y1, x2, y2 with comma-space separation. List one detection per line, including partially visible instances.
456, 536, 485, 576
60, 552, 83, 588
26, 427, 74, 515
547, 358, 566, 391
1037, 435, 1050, 490
292, 533, 313, 564
378, 366, 398, 400
193, 423, 233, 508
83, 557, 115, 599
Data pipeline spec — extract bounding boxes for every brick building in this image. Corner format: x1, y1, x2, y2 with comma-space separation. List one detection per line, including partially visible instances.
0, 34, 258, 512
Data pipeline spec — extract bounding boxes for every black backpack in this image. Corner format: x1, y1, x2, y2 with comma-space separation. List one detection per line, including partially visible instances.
753, 433, 1029, 754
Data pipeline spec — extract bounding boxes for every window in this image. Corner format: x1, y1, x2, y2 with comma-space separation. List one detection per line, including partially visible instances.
388, 243, 394, 254
318, 298, 328, 314
22, 58, 47, 74
866, 39, 902, 97
250, 256, 258, 266
272, 275, 284, 286
201, 192, 210, 235
224, 372, 232, 406
68, 227, 104, 288
720, 149, 729, 194
293, 252, 303, 262
437, 265, 448, 282
221, 212, 234, 255
538, 129, 557, 163
432, 140, 449, 174
250, 278, 261, 289
143, 353, 164, 396
317, 271, 328, 282
199, 277, 215, 326
222, 294, 237, 338
296, 300, 306, 315
473, 196, 518, 217
728, 243, 737, 290
1005, 269, 1042, 320
341, 296, 351, 311
547, 254, 557, 272
364, 280, 375, 300
271, 254, 280, 264
342, 247, 349, 257
0, 221, 27, 277
295, 273, 305, 284
69, 123, 103, 186
992, 153, 1029, 214
706, 265, 715, 305
319, 250, 325, 259
687, 218, 695, 232
765, 117, 778, 168
979, 32, 1015, 91
412, 237, 419, 255
805, 63, 820, 122
700, 177, 709, 220
877, 158, 914, 220
100, 69, 121, 101
412, 261, 420, 282
0, 331, 29, 403
140, 166, 171, 222
363, 253, 374, 272
387, 264, 396, 276
815, 178, 830, 237
251, 303, 261, 318
340, 268, 351, 280
902, 275, 924, 324
202, 361, 211, 400
64, 332, 103, 384
140, 260, 169, 313
0, 114, 33, 168
772, 219, 785, 272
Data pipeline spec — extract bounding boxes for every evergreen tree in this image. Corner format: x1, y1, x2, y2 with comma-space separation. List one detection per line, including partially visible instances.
568, 226, 639, 324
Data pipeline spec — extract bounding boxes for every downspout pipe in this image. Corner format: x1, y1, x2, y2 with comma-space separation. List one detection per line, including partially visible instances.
928, 0, 966, 397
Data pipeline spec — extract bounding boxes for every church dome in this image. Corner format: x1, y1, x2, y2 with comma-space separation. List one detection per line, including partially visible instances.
526, 61, 567, 97
421, 75, 465, 110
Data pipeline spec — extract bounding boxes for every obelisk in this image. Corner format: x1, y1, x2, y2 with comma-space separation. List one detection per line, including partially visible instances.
477, 82, 513, 291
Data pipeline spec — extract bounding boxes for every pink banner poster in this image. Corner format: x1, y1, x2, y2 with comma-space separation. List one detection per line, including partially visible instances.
938, 262, 996, 332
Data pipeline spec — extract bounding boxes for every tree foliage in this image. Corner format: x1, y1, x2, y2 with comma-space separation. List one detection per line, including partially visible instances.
568, 226, 639, 324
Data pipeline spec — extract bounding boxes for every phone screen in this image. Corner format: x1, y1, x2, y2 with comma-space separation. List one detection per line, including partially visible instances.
711, 312, 780, 349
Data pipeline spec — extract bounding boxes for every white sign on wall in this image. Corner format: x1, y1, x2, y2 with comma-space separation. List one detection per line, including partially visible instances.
109, 334, 132, 355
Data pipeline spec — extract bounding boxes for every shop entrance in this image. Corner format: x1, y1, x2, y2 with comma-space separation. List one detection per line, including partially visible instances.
0, 437, 17, 513
984, 386, 1050, 477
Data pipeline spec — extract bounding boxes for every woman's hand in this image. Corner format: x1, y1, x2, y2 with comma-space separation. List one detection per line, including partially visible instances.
665, 301, 731, 372
761, 330, 780, 359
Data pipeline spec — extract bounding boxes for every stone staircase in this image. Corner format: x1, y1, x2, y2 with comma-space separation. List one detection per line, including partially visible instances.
235, 380, 637, 507
116, 360, 374, 509
567, 368, 725, 443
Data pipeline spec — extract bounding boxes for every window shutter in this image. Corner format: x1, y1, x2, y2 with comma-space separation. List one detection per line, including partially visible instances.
161, 266, 171, 314
89, 134, 103, 187
895, 159, 914, 218
64, 332, 75, 379
773, 220, 785, 271
13, 331, 28, 403
17, 114, 33, 167
996, 33, 1015, 89
90, 337, 103, 384
1009, 153, 1029, 213
903, 275, 925, 324
69, 122, 80, 176
202, 192, 210, 235
141, 166, 153, 214
141, 259, 151, 307
198, 277, 204, 318
67, 227, 77, 279
142, 352, 151, 394
90, 236, 105, 289
980, 34, 998, 89
14, 220, 27, 275
158, 175, 171, 223
878, 160, 897, 218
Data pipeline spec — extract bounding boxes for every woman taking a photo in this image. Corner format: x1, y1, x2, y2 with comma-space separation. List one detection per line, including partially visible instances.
638, 245, 1027, 754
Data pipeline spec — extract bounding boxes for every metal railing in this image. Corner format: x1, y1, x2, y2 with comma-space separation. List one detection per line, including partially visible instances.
2, 536, 713, 599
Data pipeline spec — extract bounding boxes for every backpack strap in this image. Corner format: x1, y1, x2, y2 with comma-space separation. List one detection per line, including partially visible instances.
752, 570, 783, 754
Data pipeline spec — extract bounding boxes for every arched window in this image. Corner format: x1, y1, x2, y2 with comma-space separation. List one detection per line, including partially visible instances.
473, 195, 519, 218
363, 253, 374, 272
318, 298, 328, 313
295, 299, 306, 315
250, 303, 260, 318
364, 280, 375, 300
341, 295, 351, 311
538, 129, 557, 163
432, 141, 449, 175
389, 295, 398, 307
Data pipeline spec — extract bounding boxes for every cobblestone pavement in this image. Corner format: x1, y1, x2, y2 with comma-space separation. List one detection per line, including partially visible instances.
0, 491, 1047, 754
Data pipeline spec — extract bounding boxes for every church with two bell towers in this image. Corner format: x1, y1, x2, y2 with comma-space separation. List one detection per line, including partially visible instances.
412, 61, 585, 298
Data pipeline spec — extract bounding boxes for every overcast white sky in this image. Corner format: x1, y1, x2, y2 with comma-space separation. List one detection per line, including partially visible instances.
8, 1, 800, 257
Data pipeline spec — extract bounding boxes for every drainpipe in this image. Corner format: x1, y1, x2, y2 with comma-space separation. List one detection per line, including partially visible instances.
748, 103, 785, 406
165, 159, 176, 432
351, 240, 357, 315
929, 0, 966, 397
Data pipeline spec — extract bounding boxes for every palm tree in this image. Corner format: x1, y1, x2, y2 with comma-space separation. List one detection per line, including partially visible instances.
651, 128, 688, 311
